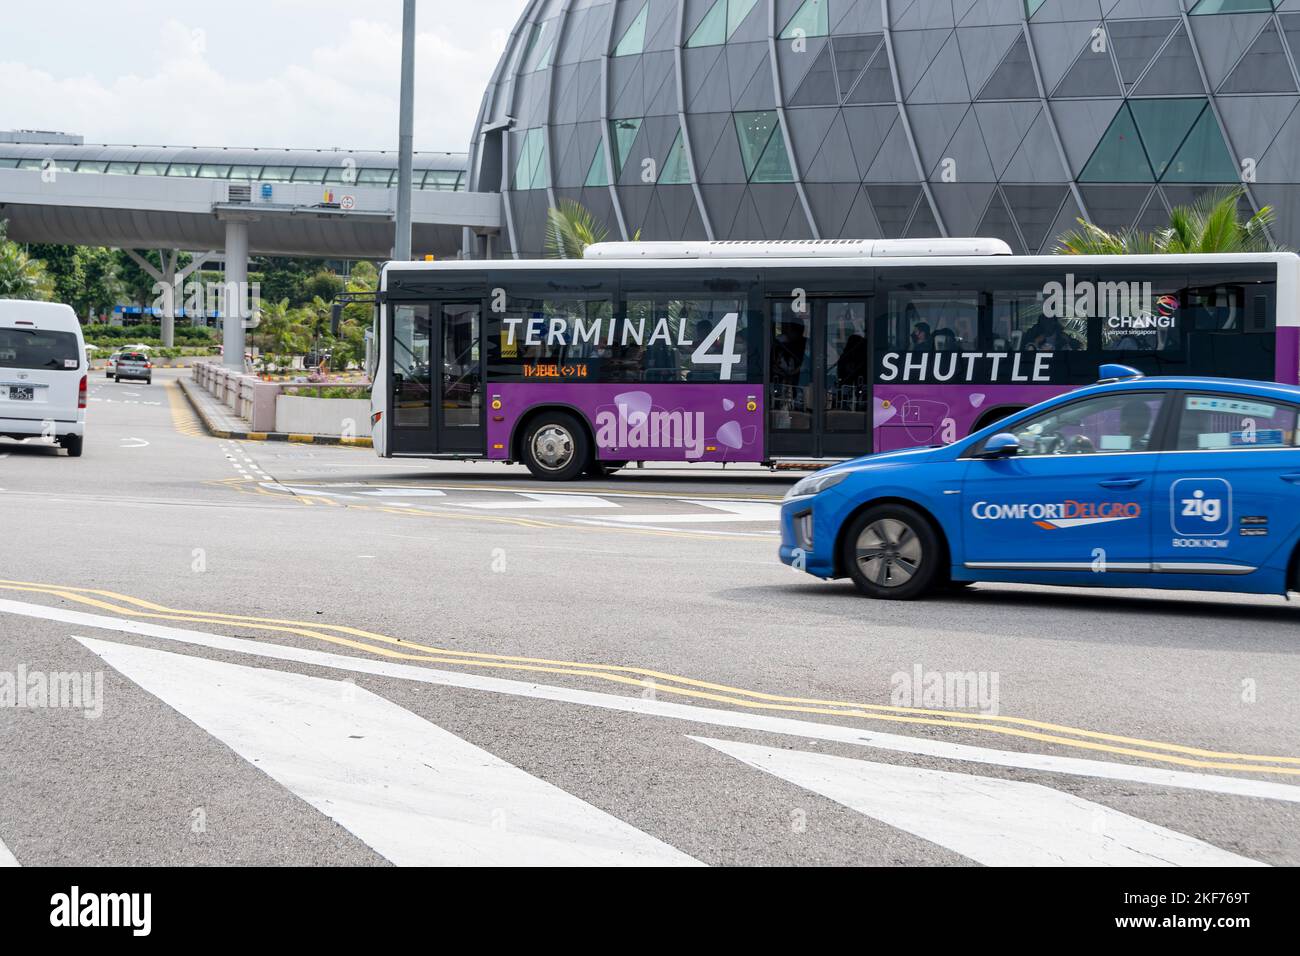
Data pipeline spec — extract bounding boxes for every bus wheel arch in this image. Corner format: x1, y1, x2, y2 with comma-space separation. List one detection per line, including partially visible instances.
971, 405, 1025, 435
512, 405, 597, 481
833, 496, 953, 586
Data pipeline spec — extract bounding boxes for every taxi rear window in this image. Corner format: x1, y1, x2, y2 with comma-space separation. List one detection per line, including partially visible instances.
0, 328, 80, 370
1176, 394, 1299, 449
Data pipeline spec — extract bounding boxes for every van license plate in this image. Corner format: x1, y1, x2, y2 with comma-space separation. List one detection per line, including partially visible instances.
1, 386, 34, 401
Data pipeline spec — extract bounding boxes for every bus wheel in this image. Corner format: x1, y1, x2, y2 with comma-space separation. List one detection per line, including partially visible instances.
585, 460, 625, 478
841, 504, 941, 600
522, 412, 590, 481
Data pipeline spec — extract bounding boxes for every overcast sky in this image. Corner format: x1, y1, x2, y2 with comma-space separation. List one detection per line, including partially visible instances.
0, 0, 526, 153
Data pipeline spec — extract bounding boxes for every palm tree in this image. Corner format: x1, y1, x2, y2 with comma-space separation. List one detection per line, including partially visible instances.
545, 199, 610, 259
0, 222, 55, 300
544, 200, 640, 258
1056, 188, 1285, 255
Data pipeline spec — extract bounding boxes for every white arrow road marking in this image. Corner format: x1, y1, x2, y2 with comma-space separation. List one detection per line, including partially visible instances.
76, 637, 699, 867
453, 493, 618, 510
0, 835, 18, 867
2, 598, 1297, 806
120, 437, 149, 448
692, 737, 1265, 867
589, 500, 778, 524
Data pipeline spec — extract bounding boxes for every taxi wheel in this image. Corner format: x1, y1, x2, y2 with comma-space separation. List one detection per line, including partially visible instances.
841, 504, 941, 601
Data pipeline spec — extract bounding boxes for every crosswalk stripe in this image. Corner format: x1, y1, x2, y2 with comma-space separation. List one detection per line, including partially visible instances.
3, 598, 1297, 804
0, 836, 18, 867
78, 636, 700, 867
693, 737, 1265, 867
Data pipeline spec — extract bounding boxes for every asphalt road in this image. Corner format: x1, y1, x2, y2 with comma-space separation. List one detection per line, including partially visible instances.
1, 368, 1298, 866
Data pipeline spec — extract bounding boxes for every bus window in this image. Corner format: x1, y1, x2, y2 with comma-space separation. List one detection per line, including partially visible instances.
770, 301, 812, 430
993, 290, 1084, 352
888, 293, 978, 352
1187, 284, 1246, 332
1098, 283, 1184, 353
391, 304, 431, 427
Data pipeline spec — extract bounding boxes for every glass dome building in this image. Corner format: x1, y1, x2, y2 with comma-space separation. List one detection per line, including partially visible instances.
466, 0, 1300, 257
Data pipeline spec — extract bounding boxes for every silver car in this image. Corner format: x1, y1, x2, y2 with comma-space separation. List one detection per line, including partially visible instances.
113, 351, 153, 384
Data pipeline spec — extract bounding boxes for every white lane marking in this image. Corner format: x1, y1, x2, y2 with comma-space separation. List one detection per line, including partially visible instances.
120, 437, 149, 448
572, 519, 779, 537
0, 835, 18, 867
454, 493, 618, 510
693, 737, 1264, 867
593, 500, 778, 524
1, 600, 1294, 805
355, 488, 447, 498
76, 637, 698, 867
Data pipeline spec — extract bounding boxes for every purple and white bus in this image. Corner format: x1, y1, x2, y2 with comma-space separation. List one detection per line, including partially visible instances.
371, 240, 1299, 479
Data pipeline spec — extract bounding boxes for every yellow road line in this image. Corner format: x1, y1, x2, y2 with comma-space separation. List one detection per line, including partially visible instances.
164, 381, 206, 438
3, 578, 1298, 775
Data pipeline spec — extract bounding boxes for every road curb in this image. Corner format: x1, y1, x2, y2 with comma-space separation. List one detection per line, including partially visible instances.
176, 377, 373, 448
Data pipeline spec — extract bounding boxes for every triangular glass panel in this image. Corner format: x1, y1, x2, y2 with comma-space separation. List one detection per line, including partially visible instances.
686, 0, 727, 48
846, 49, 896, 103
609, 118, 643, 175
1129, 97, 1207, 177
977, 35, 1037, 101
1162, 108, 1242, 182
614, 3, 649, 57
1079, 104, 1156, 182
1053, 43, 1122, 98
734, 111, 779, 179
831, 34, 884, 100
585, 140, 610, 187
790, 43, 840, 106
1131, 26, 1203, 96
659, 130, 693, 184
1190, 0, 1277, 13
1107, 19, 1178, 89
779, 0, 830, 40
727, 0, 762, 38
1219, 21, 1297, 93
752, 127, 796, 183
1025, 0, 1049, 17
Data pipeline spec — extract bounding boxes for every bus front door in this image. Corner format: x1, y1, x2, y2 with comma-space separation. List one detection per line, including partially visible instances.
767, 298, 872, 459
387, 301, 484, 456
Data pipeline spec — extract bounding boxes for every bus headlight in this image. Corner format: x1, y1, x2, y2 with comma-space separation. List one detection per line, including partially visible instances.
785, 469, 851, 501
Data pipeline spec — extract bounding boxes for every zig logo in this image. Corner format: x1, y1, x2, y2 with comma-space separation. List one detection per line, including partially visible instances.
1171, 478, 1232, 537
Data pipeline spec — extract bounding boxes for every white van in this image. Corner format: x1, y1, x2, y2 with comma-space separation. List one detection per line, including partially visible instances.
0, 300, 88, 456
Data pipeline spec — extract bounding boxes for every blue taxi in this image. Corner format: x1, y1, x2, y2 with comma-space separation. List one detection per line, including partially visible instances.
779, 367, 1300, 600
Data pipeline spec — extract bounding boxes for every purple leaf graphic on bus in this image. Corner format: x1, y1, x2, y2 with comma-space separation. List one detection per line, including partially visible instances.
970, 393, 986, 409
722, 398, 736, 411
716, 420, 744, 449
873, 398, 898, 428
613, 390, 652, 425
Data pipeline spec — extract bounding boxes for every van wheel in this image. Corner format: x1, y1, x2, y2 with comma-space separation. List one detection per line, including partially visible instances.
60, 435, 83, 458
522, 412, 590, 481
841, 504, 941, 600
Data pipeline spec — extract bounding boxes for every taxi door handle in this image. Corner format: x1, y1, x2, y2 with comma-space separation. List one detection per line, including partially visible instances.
1099, 478, 1144, 489
1281, 474, 1300, 485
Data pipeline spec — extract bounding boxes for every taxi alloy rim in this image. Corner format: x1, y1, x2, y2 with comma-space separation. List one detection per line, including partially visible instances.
856, 518, 923, 588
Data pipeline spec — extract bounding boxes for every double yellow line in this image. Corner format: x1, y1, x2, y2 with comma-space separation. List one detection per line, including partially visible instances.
3, 578, 1299, 777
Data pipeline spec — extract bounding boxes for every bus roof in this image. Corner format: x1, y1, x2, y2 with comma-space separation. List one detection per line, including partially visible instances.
384, 248, 1300, 277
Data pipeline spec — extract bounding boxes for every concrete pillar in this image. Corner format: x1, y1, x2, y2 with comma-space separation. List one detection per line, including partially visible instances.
224, 219, 249, 372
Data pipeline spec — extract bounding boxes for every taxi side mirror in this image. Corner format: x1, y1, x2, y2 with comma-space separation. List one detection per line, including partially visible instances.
980, 433, 1020, 459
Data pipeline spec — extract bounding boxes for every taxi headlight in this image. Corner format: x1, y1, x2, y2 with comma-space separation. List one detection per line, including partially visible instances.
785, 469, 851, 501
